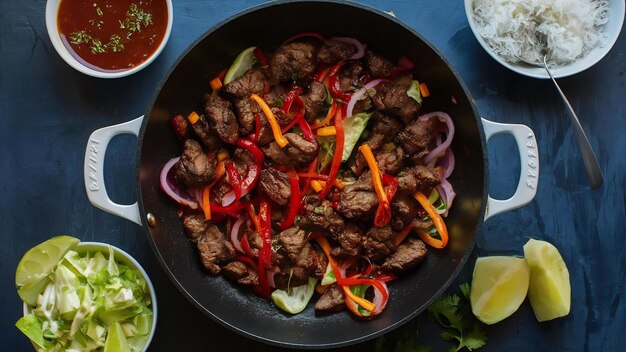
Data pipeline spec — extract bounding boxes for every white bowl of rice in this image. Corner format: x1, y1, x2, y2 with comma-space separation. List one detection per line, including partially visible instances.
465, 0, 625, 79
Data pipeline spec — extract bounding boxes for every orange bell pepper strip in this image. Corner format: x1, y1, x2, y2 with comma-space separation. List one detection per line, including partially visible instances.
419, 82, 430, 97
310, 100, 337, 129
210, 77, 222, 92
393, 224, 414, 247
319, 107, 344, 200
187, 111, 200, 125
358, 144, 391, 227
250, 94, 288, 148
413, 191, 449, 248
201, 160, 226, 220
316, 126, 336, 136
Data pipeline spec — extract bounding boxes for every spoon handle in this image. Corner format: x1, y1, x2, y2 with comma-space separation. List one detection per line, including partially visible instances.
543, 60, 604, 188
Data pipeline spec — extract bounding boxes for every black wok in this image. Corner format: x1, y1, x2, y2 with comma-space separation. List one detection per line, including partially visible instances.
84, 1, 538, 348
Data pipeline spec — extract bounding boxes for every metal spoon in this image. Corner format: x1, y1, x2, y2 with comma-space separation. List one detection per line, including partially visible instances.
518, 31, 603, 188
539, 54, 603, 188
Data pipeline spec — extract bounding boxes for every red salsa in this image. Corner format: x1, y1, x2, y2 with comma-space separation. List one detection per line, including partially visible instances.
58, 0, 168, 72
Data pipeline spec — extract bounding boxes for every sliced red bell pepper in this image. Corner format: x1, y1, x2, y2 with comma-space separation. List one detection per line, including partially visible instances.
225, 161, 243, 199
319, 107, 344, 200
253, 48, 268, 66
314, 64, 329, 82
297, 114, 316, 143
382, 174, 399, 203
254, 256, 270, 298
235, 138, 264, 197
281, 96, 305, 134
210, 201, 250, 217
328, 75, 352, 102
280, 170, 301, 230
237, 255, 256, 268
281, 85, 303, 113
247, 112, 261, 144
258, 200, 272, 269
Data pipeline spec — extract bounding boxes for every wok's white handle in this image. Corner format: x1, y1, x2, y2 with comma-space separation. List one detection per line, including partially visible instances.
481, 118, 539, 221
84, 116, 144, 225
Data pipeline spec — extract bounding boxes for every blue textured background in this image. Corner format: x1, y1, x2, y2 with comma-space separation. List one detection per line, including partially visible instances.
1, 1, 624, 351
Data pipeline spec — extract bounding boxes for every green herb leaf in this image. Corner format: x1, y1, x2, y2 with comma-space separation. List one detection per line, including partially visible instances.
69, 30, 92, 45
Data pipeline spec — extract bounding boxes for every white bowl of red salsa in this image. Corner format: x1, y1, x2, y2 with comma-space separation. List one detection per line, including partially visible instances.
46, 0, 173, 78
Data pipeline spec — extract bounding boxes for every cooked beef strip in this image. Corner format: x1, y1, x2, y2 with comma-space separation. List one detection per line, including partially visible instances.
397, 165, 441, 193
278, 227, 307, 262
365, 50, 394, 78
196, 223, 236, 275
182, 213, 209, 242
259, 168, 291, 206
233, 98, 260, 135
376, 147, 405, 175
244, 220, 262, 257
301, 81, 327, 120
297, 194, 345, 235
189, 114, 222, 150
315, 283, 346, 312
337, 61, 365, 93
173, 139, 217, 188
271, 106, 292, 127
223, 68, 268, 98
337, 171, 378, 220
273, 266, 309, 290
270, 41, 317, 82
396, 117, 440, 160
309, 245, 328, 279
382, 237, 428, 274
331, 222, 364, 258
262, 133, 319, 166
372, 72, 420, 124
390, 195, 419, 232
317, 39, 356, 64
350, 112, 403, 176
363, 226, 397, 262
204, 92, 239, 144
222, 261, 260, 286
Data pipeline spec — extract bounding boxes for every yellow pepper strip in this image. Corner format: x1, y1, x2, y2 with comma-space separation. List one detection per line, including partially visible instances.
187, 111, 200, 125
419, 82, 430, 97
413, 192, 449, 248
202, 185, 212, 220
210, 77, 222, 92
341, 285, 376, 313
311, 180, 325, 192
310, 100, 337, 129
358, 144, 387, 204
217, 150, 230, 162
316, 126, 336, 136
250, 94, 289, 148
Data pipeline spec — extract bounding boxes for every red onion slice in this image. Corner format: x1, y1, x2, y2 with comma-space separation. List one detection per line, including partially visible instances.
441, 148, 455, 179
222, 190, 237, 206
372, 281, 389, 315
345, 79, 385, 118
230, 215, 247, 254
266, 270, 276, 288
438, 178, 456, 217
159, 157, 199, 209
330, 36, 365, 60
419, 112, 455, 164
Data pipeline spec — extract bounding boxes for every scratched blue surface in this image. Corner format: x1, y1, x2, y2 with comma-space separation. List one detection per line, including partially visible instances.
1, 1, 624, 351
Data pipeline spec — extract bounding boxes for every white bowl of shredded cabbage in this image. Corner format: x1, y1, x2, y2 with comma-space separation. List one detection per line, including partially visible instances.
465, 0, 624, 78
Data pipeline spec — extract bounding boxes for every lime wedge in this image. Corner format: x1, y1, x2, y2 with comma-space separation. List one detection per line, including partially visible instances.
223, 46, 258, 84
271, 277, 317, 314
470, 256, 530, 325
15, 235, 80, 305
523, 239, 571, 322
104, 322, 131, 352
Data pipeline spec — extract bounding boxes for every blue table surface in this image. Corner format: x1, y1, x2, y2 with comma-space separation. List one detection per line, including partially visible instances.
1, 1, 624, 351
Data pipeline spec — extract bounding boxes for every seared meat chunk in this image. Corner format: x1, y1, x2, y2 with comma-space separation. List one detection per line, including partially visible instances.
363, 226, 397, 262
223, 68, 267, 98
262, 133, 319, 166
315, 283, 346, 312
308, 245, 328, 279
182, 213, 209, 242
233, 148, 255, 181
234, 98, 260, 135
337, 171, 378, 220
365, 50, 394, 78
222, 261, 259, 286
259, 168, 291, 206
396, 118, 440, 160
382, 238, 427, 274
173, 139, 216, 187
390, 195, 419, 232
301, 81, 327, 120
298, 195, 345, 235
196, 223, 236, 275
372, 72, 420, 124
274, 266, 309, 290
270, 41, 317, 82
397, 165, 441, 193
317, 39, 356, 64
204, 92, 239, 144
376, 147, 405, 175
337, 61, 365, 93
278, 227, 307, 262
189, 114, 222, 150
331, 223, 363, 258
350, 113, 403, 176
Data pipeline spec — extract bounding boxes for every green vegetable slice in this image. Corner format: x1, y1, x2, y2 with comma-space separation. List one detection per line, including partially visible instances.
15, 314, 46, 348
271, 277, 318, 314
341, 112, 373, 162
407, 80, 422, 104
224, 46, 258, 84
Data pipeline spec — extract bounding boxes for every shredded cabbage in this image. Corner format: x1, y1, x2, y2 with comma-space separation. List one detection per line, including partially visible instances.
471, 0, 610, 65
